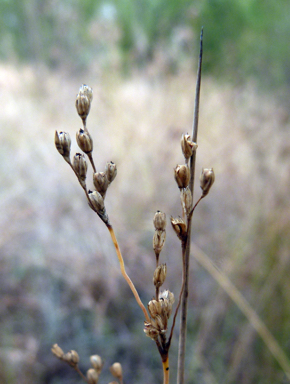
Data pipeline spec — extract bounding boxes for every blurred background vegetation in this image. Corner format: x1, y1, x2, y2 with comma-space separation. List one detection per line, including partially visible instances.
1, 0, 290, 383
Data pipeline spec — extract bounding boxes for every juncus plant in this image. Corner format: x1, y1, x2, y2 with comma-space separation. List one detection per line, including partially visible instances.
53, 29, 215, 384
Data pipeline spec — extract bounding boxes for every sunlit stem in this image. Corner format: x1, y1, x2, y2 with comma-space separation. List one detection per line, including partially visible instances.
107, 224, 150, 323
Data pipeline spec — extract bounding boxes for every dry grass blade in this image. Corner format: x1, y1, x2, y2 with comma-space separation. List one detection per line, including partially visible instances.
191, 243, 290, 380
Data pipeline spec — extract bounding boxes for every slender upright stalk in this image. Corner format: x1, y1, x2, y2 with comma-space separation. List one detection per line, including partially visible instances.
177, 28, 203, 384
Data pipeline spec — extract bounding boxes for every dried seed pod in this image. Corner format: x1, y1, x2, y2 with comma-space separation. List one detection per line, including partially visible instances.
181, 133, 198, 160
153, 211, 166, 231
160, 290, 175, 305
88, 190, 110, 224
93, 172, 109, 196
180, 187, 192, 215
110, 362, 123, 379
144, 321, 159, 340
170, 217, 187, 241
51, 344, 64, 359
200, 168, 215, 196
55, 131, 71, 163
153, 264, 167, 288
174, 165, 190, 189
153, 230, 166, 254
87, 368, 99, 384
76, 128, 93, 154
62, 350, 79, 367
90, 355, 103, 374
73, 153, 87, 186
151, 314, 166, 332
76, 85, 93, 121
105, 161, 117, 183
148, 299, 162, 318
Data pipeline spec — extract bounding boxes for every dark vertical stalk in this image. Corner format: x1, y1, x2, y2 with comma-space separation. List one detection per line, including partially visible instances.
177, 28, 203, 384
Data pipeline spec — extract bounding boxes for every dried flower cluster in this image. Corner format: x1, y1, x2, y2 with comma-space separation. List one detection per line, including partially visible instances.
53, 54, 214, 383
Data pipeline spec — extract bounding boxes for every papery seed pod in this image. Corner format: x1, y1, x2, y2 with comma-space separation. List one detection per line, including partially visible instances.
55, 131, 71, 162
88, 190, 110, 225
174, 165, 190, 189
170, 217, 187, 241
153, 264, 167, 288
87, 368, 99, 384
110, 362, 123, 379
76, 128, 93, 154
160, 297, 173, 319
76, 94, 90, 120
153, 230, 166, 254
80, 84, 93, 102
144, 321, 159, 340
153, 211, 166, 231
93, 172, 109, 196
90, 355, 103, 374
105, 161, 117, 183
51, 344, 64, 359
160, 290, 175, 305
180, 187, 192, 215
181, 133, 198, 160
148, 299, 162, 318
73, 153, 87, 186
151, 314, 166, 332
200, 168, 215, 196
63, 350, 79, 367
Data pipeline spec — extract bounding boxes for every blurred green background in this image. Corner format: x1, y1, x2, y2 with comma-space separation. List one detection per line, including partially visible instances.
1, 1, 290, 383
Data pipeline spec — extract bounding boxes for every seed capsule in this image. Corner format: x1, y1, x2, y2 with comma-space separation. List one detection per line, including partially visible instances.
105, 161, 117, 183
93, 172, 109, 196
180, 187, 192, 215
90, 355, 103, 374
148, 299, 162, 318
153, 264, 167, 288
51, 344, 64, 359
76, 128, 93, 154
153, 230, 166, 254
174, 165, 190, 189
62, 350, 79, 367
200, 168, 215, 196
73, 153, 87, 186
181, 133, 198, 160
75, 84, 93, 121
110, 362, 123, 379
87, 368, 99, 384
153, 211, 166, 231
55, 131, 71, 162
170, 217, 187, 241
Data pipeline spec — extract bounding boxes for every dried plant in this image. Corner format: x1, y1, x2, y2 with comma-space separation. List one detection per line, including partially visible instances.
52, 30, 215, 384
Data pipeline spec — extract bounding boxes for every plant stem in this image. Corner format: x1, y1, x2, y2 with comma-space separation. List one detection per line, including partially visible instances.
107, 224, 150, 323
177, 27, 203, 384
162, 356, 170, 384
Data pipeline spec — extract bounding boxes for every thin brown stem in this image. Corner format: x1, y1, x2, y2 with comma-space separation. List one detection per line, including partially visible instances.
107, 225, 150, 323
74, 365, 89, 383
87, 152, 96, 173
177, 27, 203, 384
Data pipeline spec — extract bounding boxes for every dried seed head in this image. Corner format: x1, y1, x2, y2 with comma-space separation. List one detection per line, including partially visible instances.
73, 153, 87, 186
148, 299, 162, 318
87, 368, 99, 384
153, 211, 166, 231
88, 190, 110, 224
180, 187, 192, 215
76, 128, 93, 154
160, 290, 175, 305
170, 217, 187, 241
55, 131, 71, 163
153, 230, 166, 254
90, 355, 103, 374
181, 133, 198, 160
105, 161, 117, 183
153, 264, 167, 288
200, 168, 215, 196
93, 172, 109, 196
174, 165, 190, 189
76, 85, 93, 121
62, 350, 79, 367
151, 314, 167, 332
110, 362, 123, 379
51, 344, 64, 359
144, 321, 159, 340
